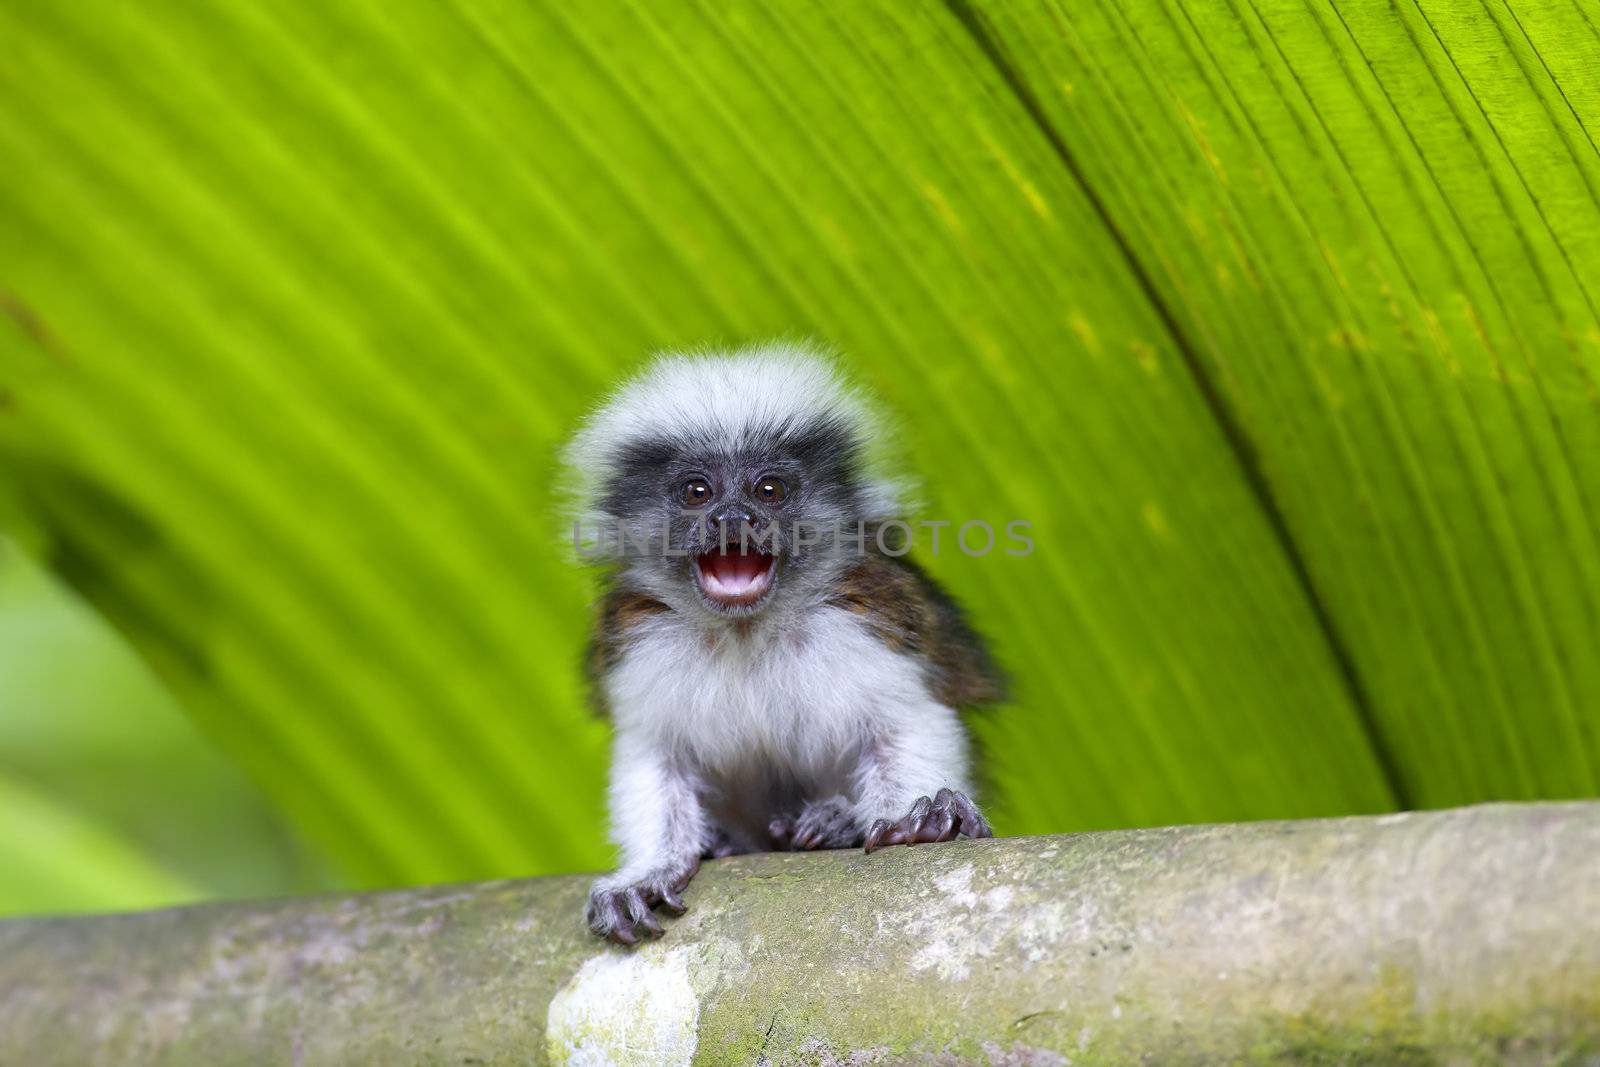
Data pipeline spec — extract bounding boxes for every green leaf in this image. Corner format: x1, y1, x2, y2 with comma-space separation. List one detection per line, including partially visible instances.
0, 541, 321, 908
4, 0, 1592, 892
958, 0, 1600, 804
0, 771, 197, 914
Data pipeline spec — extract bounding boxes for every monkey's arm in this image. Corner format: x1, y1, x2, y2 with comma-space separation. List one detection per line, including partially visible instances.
585, 734, 709, 945
801, 553, 1000, 852
851, 704, 992, 851
774, 699, 991, 852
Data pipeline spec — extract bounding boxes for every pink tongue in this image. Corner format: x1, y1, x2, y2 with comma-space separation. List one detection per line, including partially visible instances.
704, 551, 767, 593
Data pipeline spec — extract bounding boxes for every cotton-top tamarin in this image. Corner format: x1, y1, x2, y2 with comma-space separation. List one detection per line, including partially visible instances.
565, 342, 1004, 945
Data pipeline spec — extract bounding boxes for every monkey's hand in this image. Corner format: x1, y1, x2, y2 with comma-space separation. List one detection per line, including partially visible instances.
585, 861, 699, 946
769, 795, 861, 851
863, 788, 992, 853
701, 827, 745, 860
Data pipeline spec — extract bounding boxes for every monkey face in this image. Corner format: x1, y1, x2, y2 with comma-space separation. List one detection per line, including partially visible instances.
567, 346, 908, 623
599, 418, 871, 620
681, 465, 785, 615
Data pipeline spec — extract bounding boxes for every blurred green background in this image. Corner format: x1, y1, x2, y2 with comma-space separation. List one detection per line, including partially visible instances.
2, 0, 1599, 916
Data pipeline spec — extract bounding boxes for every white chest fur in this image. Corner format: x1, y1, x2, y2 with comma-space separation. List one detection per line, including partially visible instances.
606, 605, 933, 782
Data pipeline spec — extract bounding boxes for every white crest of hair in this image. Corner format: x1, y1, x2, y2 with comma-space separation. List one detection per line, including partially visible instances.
563, 338, 906, 527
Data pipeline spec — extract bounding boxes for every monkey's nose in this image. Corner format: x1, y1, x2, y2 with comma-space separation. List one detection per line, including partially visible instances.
707, 505, 760, 543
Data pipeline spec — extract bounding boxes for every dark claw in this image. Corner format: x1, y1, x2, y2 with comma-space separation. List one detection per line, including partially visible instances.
625, 890, 665, 938
586, 860, 699, 946
674, 858, 700, 890
590, 894, 633, 945
589, 891, 640, 945
705, 830, 743, 860
863, 791, 993, 853
943, 788, 993, 839
903, 796, 934, 843
922, 808, 955, 843
785, 796, 864, 851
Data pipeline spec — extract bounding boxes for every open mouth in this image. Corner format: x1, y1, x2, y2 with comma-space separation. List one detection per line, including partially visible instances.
693, 546, 778, 610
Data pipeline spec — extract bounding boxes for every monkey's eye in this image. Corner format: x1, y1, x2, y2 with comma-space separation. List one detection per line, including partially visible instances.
753, 476, 789, 504
681, 477, 714, 507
